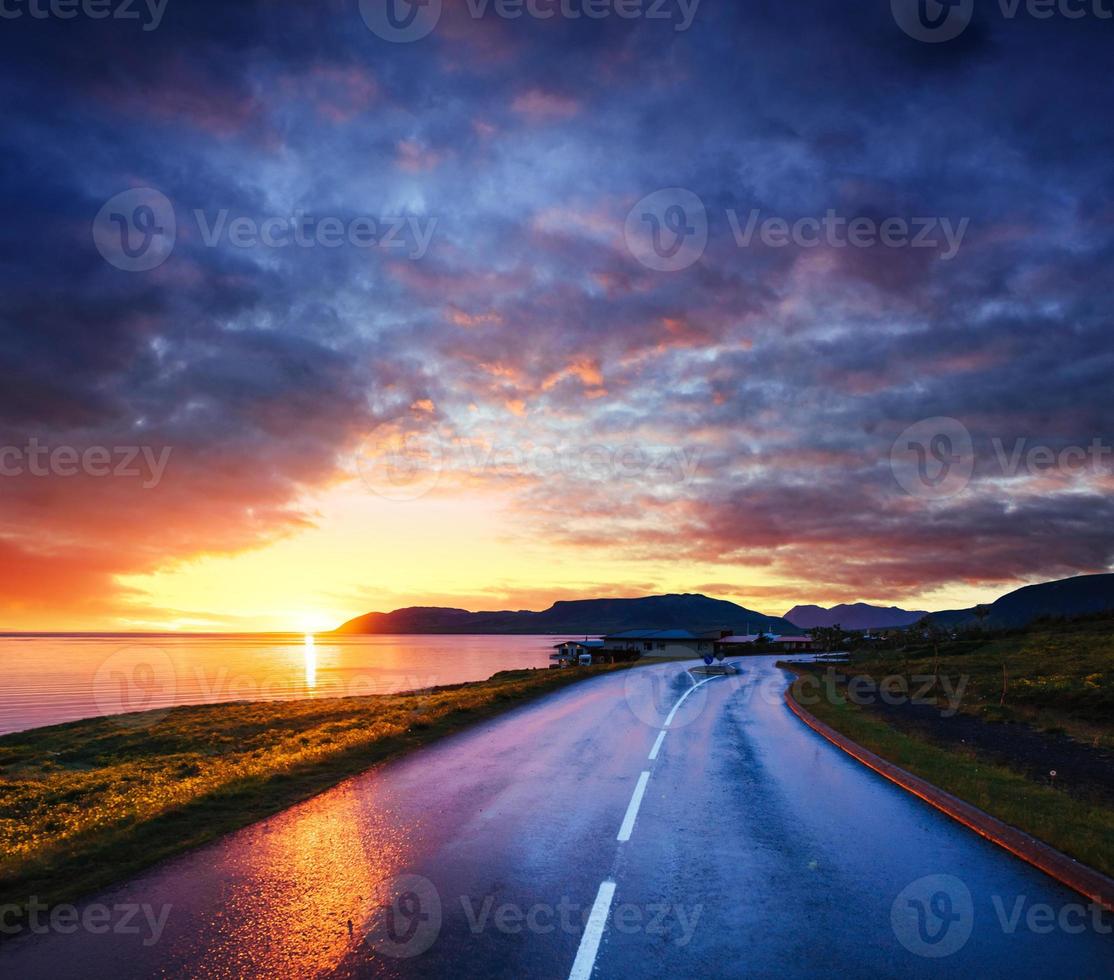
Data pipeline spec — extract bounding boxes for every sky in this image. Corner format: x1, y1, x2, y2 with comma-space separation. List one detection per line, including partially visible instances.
1, 0, 1113, 631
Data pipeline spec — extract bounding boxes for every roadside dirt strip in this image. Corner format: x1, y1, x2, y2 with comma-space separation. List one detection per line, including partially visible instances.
783, 680, 1114, 914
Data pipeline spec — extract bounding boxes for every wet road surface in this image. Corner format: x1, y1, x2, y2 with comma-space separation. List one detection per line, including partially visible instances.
2, 658, 1112, 978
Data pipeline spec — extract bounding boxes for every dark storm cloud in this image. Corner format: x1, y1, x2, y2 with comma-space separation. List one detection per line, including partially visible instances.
1, 0, 1112, 615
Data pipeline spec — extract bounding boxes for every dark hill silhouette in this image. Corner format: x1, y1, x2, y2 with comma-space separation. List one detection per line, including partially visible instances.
333, 575, 1114, 636
334, 593, 796, 635
785, 603, 930, 631
929, 573, 1114, 629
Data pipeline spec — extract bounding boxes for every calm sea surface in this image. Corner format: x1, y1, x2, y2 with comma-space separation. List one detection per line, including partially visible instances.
0, 634, 570, 736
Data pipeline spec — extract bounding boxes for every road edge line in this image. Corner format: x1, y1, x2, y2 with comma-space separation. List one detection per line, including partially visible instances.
782, 674, 1114, 913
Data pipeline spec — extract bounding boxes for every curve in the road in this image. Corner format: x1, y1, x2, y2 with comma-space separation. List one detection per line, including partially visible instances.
783, 677, 1114, 914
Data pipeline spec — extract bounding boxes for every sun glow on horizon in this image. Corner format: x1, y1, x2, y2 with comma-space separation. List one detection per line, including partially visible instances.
85, 482, 1004, 635
297, 612, 336, 635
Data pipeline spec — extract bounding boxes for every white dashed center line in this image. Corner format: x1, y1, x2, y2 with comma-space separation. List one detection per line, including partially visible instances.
662, 672, 718, 728
617, 770, 651, 842
567, 880, 617, 980
567, 666, 735, 980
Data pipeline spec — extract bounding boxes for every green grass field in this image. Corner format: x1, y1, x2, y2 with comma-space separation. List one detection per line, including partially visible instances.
846, 619, 1114, 747
0, 664, 632, 917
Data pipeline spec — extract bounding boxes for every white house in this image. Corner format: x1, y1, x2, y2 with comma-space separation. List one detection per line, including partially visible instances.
551, 639, 606, 662
602, 629, 721, 658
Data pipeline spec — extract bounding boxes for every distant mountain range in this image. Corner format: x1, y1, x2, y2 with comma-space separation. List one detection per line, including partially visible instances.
784, 603, 930, 631
334, 594, 797, 636
787, 574, 1114, 632
926, 573, 1114, 629
334, 574, 1114, 636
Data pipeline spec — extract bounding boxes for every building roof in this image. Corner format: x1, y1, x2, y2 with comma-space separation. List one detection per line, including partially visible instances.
552, 638, 606, 649
604, 629, 703, 641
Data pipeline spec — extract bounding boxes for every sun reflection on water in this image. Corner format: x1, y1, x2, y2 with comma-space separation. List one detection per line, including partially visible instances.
304, 634, 317, 690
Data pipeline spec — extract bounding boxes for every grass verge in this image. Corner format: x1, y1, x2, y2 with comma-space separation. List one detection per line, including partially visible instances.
846, 621, 1114, 748
786, 673, 1114, 879
0, 664, 633, 917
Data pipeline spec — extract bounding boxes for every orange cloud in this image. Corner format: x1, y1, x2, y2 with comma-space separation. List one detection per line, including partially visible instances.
445, 305, 504, 328
541, 358, 606, 395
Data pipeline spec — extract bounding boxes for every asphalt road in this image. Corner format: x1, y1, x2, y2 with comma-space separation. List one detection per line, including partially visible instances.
2, 658, 1112, 978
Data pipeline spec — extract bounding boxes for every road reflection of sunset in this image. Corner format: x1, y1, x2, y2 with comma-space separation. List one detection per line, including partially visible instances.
168, 782, 414, 977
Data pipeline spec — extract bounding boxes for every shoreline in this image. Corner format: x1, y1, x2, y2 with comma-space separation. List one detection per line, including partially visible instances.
0, 633, 587, 738
0, 663, 639, 925
0, 631, 610, 638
